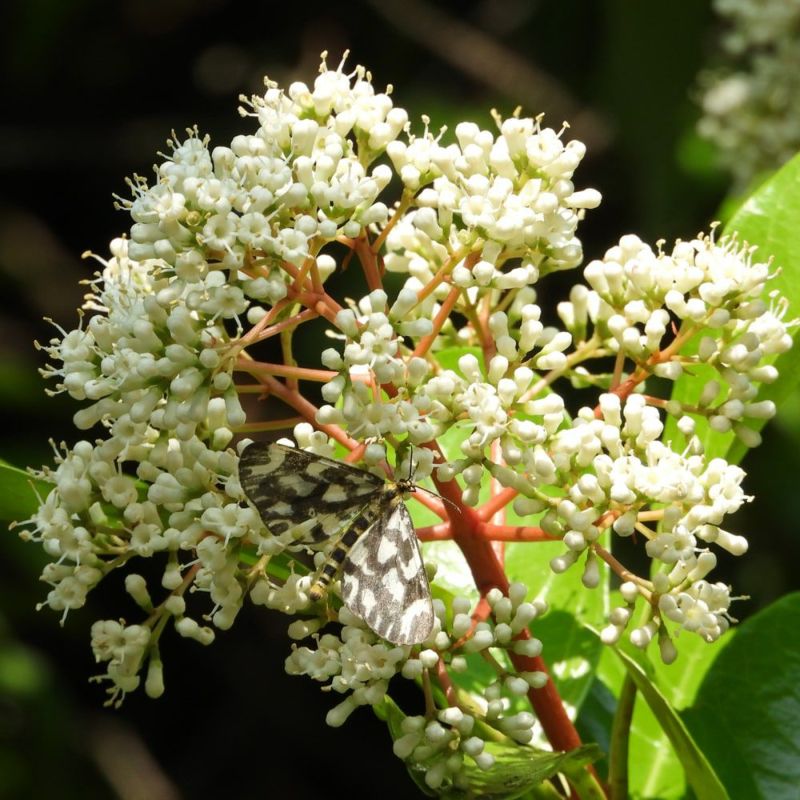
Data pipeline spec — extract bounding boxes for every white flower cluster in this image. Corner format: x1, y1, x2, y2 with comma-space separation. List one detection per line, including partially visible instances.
560, 232, 792, 419
286, 607, 413, 728
21, 57, 435, 701
127, 62, 401, 272
536, 393, 748, 645
385, 117, 601, 282
90, 620, 154, 703
319, 292, 573, 492
40, 237, 248, 445
19, 51, 792, 745
314, 109, 599, 466
285, 585, 548, 791
698, 0, 800, 185
393, 710, 494, 791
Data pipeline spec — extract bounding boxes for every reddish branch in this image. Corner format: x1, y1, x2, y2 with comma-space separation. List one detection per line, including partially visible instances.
436, 657, 458, 707
238, 242, 589, 761
421, 440, 585, 754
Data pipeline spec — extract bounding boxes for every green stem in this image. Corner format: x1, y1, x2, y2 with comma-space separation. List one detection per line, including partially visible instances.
608, 673, 637, 800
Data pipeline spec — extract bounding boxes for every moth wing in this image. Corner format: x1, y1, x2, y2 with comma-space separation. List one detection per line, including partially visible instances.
341, 500, 434, 645
239, 442, 383, 544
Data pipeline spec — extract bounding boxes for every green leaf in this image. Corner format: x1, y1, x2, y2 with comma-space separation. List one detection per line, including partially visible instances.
575, 677, 615, 780
0, 461, 53, 522
592, 598, 728, 799
442, 741, 602, 800
375, 694, 602, 799
722, 153, 800, 464
665, 154, 800, 463
614, 647, 730, 800
681, 593, 800, 800
594, 623, 685, 799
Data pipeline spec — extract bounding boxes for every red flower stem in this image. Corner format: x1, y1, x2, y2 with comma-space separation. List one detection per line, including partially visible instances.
488, 440, 506, 564
436, 658, 458, 707
416, 522, 452, 541
477, 486, 518, 521
235, 297, 294, 348
411, 493, 447, 521
251, 308, 320, 343
596, 321, 700, 416
257, 374, 359, 451
592, 543, 651, 597
451, 596, 492, 649
237, 359, 337, 383
353, 235, 384, 292
478, 293, 496, 363
412, 285, 461, 358
290, 291, 342, 324
475, 523, 555, 542
415, 248, 474, 306
422, 440, 586, 755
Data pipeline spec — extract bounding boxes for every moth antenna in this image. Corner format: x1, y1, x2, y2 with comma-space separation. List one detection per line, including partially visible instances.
415, 484, 461, 513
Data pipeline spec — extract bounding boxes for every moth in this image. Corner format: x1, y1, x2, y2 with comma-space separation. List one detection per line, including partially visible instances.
238, 441, 434, 645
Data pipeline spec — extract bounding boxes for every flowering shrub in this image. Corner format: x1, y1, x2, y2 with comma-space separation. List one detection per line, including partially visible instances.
698, 0, 800, 187
12, 54, 798, 797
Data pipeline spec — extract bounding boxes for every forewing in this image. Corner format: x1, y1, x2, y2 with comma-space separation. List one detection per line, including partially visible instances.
341, 499, 434, 645
238, 442, 383, 544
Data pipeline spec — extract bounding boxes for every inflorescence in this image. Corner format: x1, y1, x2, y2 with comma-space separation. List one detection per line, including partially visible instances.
15, 52, 794, 791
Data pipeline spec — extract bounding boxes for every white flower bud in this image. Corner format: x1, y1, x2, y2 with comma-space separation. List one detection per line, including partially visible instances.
659, 635, 678, 665
124, 574, 152, 610
550, 550, 578, 573
620, 581, 639, 603
164, 595, 186, 617
326, 697, 358, 728
600, 624, 622, 644
630, 621, 657, 649
505, 676, 530, 696
418, 649, 439, 669
145, 657, 165, 699
512, 637, 542, 657
521, 670, 548, 688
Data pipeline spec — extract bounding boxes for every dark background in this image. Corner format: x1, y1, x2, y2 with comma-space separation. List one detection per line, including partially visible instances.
2, 1, 798, 798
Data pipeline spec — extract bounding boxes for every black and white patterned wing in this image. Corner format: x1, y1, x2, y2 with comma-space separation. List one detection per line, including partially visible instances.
239, 442, 383, 544
341, 499, 434, 645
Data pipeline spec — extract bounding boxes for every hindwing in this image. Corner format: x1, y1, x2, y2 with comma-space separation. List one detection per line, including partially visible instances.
341, 497, 434, 645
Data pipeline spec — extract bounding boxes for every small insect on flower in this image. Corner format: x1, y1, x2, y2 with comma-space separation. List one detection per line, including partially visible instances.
238, 442, 434, 645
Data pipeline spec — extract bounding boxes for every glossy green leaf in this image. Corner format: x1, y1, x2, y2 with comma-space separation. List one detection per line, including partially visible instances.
664, 153, 800, 463
575, 677, 614, 780
722, 153, 800, 463
595, 630, 685, 799
682, 593, 800, 800
615, 647, 729, 800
